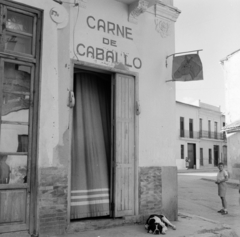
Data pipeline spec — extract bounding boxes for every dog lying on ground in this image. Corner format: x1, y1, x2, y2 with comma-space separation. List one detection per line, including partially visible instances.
145, 214, 176, 235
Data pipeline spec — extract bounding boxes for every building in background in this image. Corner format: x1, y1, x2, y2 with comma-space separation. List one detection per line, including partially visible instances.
176, 101, 227, 170
0, 0, 180, 236
221, 49, 240, 181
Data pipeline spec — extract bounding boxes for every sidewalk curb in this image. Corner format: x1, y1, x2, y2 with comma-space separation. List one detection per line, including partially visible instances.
178, 212, 223, 225
189, 229, 239, 237
178, 212, 239, 237
201, 178, 239, 189
178, 169, 218, 173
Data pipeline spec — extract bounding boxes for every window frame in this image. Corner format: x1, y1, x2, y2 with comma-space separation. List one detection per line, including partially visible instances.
0, 0, 42, 234
200, 147, 203, 166
189, 118, 193, 138
209, 148, 212, 164
1, 5, 37, 58
0, 58, 35, 191
199, 118, 202, 136
214, 121, 218, 139
208, 120, 211, 138
180, 117, 184, 137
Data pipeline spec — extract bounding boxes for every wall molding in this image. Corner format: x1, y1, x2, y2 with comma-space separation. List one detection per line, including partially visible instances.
150, 2, 181, 37
128, 0, 180, 24
154, 2, 181, 22
128, 0, 158, 24
154, 17, 170, 38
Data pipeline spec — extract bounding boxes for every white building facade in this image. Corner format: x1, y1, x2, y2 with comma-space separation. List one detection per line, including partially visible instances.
176, 101, 227, 170
0, 0, 181, 236
221, 49, 240, 181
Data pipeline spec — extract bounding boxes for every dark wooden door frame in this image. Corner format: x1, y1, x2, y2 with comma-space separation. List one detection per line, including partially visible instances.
68, 60, 139, 224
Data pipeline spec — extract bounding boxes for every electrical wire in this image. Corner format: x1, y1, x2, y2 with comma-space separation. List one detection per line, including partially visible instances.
53, 0, 79, 6
72, 1, 80, 60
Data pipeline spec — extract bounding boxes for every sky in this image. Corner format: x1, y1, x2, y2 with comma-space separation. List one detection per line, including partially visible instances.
174, 0, 240, 113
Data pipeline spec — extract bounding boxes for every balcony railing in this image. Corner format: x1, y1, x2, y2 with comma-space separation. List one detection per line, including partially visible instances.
199, 130, 225, 140
179, 130, 199, 139
180, 130, 226, 141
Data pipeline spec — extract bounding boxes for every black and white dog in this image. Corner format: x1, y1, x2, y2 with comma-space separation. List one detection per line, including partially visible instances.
145, 214, 176, 235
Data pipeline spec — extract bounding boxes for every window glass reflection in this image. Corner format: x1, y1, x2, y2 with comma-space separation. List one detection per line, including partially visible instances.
0, 123, 28, 153
7, 10, 33, 34
2, 62, 31, 116
5, 34, 32, 55
0, 154, 27, 184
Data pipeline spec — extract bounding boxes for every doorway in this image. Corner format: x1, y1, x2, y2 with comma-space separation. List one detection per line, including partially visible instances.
200, 148, 203, 166
187, 143, 196, 169
70, 67, 136, 220
214, 145, 219, 166
71, 70, 111, 219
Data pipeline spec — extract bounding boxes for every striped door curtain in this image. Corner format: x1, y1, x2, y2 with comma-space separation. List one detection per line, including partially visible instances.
71, 73, 111, 219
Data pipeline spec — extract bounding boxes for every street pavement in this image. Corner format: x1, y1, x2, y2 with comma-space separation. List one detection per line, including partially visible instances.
178, 169, 240, 236
61, 214, 236, 237
55, 168, 239, 237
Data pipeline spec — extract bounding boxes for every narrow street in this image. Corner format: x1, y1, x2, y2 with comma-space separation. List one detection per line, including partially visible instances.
178, 171, 240, 236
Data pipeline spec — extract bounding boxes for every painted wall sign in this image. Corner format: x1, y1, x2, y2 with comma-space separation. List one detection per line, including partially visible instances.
76, 16, 142, 69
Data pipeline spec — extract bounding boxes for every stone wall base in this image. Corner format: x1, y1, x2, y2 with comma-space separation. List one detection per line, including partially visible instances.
139, 166, 178, 221
0, 231, 30, 237
67, 215, 148, 234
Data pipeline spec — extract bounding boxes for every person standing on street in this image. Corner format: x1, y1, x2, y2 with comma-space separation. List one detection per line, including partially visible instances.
215, 162, 228, 215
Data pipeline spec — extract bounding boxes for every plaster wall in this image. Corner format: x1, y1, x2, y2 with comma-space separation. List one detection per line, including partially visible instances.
176, 102, 199, 136
221, 52, 240, 179
176, 139, 200, 170
227, 132, 240, 180
222, 54, 240, 124
199, 140, 225, 167
4, 0, 180, 234
175, 102, 226, 170
199, 108, 224, 132
11, 0, 72, 170
175, 102, 199, 169
70, 0, 177, 167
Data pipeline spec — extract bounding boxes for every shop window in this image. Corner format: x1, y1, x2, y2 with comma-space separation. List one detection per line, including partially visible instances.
0, 5, 36, 56
0, 1, 41, 233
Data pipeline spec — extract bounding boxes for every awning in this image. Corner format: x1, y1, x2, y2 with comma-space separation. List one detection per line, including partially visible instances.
222, 119, 240, 134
